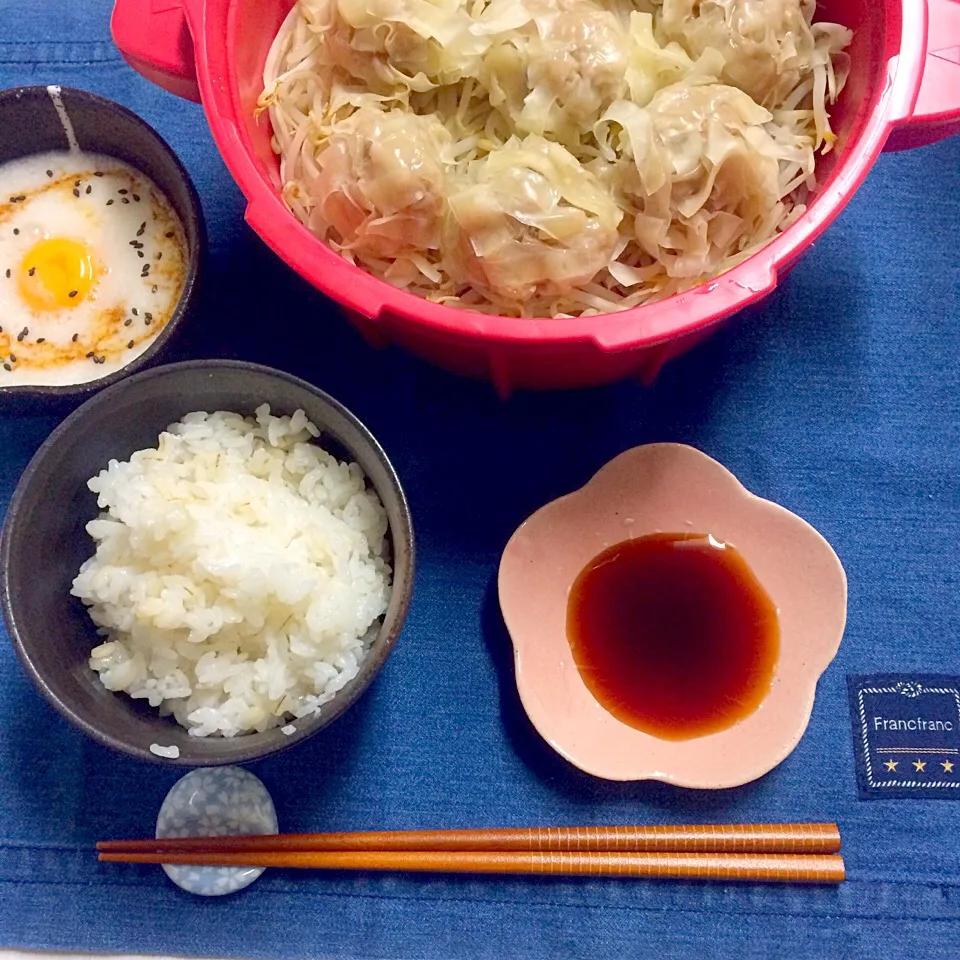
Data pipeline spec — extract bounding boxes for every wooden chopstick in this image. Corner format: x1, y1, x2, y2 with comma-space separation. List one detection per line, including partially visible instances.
98, 823, 841, 856
98, 849, 845, 883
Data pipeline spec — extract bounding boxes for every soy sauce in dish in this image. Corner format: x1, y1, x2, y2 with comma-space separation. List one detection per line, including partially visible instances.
566, 533, 779, 741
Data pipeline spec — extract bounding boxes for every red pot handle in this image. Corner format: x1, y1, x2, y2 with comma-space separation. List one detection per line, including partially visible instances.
111, 0, 201, 104
886, 0, 960, 150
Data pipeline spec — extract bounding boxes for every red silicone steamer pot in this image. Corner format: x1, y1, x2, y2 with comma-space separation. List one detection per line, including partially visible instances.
112, 0, 960, 395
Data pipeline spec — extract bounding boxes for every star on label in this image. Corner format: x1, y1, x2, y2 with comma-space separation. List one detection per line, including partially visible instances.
913, 760, 927, 772
941, 760, 955, 773
884, 760, 898, 772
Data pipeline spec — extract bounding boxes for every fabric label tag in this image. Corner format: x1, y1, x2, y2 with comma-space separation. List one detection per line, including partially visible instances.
848, 674, 960, 799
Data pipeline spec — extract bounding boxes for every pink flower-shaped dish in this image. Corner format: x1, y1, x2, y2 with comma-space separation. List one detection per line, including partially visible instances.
498, 443, 847, 788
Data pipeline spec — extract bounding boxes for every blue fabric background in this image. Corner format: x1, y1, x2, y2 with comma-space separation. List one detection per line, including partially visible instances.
0, 2, 958, 957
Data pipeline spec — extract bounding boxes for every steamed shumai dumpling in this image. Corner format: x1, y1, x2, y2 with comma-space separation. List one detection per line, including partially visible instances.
613, 82, 789, 279
305, 0, 485, 91
308, 106, 451, 258
656, 0, 851, 108
443, 135, 622, 304
479, 0, 630, 140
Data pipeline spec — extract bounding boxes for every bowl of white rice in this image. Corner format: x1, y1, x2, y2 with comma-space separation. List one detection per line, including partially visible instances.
1, 360, 414, 764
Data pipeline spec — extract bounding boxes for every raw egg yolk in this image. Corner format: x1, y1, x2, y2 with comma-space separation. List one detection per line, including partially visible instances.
18, 238, 96, 311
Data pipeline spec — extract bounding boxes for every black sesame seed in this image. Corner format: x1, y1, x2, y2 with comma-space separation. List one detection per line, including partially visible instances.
164, 231, 174, 239
9, 354, 16, 362
144, 312, 153, 320
17, 195, 25, 202
151, 285, 158, 294
46, 170, 53, 178
124, 318, 132, 327
156, 252, 162, 260
121, 198, 130, 204
85, 185, 92, 195
36, 337, 45, 343
132, 308, 139, 316
86, 351, 94, 358
16, 333, 24, 343
106, 199, 114, 206
4, 270, 9, 279
73, 189, 80, 198
94, 171, 104, 177
8, 197, 15, 203
13, 228, 19, 235
71, 333, 79, 342
137, 223, 146, 237
74, 180, 80, 187
127, 340, 134, 349
132, 194, 141, 202
144, 317, 152, 326
137, 251, 144, 258
28, 267, 35, 277
118, 189, 128, 195
69, 290, 78, 298
3, 364, 9, 372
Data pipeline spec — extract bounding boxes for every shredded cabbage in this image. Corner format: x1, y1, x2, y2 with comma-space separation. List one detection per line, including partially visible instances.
260, 0, 852, 317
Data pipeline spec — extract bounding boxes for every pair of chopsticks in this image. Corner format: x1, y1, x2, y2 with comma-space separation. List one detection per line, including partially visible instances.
99, 823, 845, 884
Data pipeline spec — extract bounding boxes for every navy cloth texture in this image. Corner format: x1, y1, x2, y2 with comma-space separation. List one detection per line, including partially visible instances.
0, 2, 959, 958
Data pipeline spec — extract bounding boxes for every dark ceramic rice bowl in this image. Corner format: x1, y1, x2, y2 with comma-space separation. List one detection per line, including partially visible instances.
1, 360, 414, 764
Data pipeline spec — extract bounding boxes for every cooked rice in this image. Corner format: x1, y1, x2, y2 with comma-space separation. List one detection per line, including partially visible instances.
71, 404, 391, 737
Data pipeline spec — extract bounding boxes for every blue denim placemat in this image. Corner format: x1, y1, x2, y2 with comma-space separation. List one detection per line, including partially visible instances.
0, 2, 959, 957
